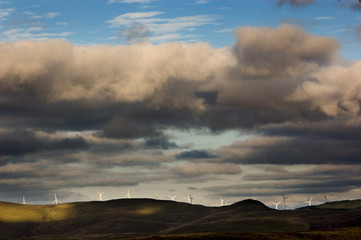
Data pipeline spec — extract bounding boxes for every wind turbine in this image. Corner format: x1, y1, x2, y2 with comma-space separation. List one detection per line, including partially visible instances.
155, 191, 159, 200
304, 196, 313, 206
281, 193, 288, 210
168, 194, 177, 201
272, 201, 281, 210
22, 196, 26, 204
188, 194, 194, 204
322, 193, 328, 202
219, 196, 225, 206
97, 191, 103, 201
125, 188, 131, 199
52, 193, 60, 205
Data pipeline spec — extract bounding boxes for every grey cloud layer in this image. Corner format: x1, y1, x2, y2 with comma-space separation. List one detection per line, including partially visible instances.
0, 129, 88, 157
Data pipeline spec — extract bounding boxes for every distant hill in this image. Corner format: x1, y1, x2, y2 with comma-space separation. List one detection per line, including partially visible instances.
315, 199, 361, 209
1, 198, 361, 239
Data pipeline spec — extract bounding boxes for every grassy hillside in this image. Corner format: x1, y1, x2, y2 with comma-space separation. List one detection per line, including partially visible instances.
1, 199, 361, 239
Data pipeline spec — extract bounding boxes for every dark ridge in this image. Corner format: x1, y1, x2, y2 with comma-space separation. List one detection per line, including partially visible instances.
315, 199, 361, 209
228, 199, 271, 211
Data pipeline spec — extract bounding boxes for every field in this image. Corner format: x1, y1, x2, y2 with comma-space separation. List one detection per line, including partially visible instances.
1, 199, 361, 240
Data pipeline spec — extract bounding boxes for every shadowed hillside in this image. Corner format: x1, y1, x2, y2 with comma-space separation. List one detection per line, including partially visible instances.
315, 199, 361, 209
1, 199, 361, 239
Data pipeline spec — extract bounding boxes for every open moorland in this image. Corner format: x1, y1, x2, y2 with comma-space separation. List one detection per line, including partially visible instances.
1, 199, 361, 240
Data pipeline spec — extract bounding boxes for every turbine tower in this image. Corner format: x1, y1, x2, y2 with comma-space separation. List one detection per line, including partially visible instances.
304, 196, 313, 206
281, 193, 288, 210
155, 191, 159, 200
125, 188, 131, 199
188, 194, 194, 204
52, 193, 60, 205
168, 194, 177, 201
272, 201, 281, 210
322, 193, 328, 202
22, 196, 26, 204
97, 191, 103, 201
219, 196, 225, 206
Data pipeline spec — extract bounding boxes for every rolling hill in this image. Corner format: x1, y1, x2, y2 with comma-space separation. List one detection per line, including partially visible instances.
1, 198, 361, 239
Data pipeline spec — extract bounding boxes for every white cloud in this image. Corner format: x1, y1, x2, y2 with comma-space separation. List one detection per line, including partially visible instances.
44, 12, 60, 18
23, 11, 35, 15
328, 28, 352, 34
0, 8, 14, 21
26, 11, 60, 20
108, 11, 217, 43
4, 27, 72, 42
194, 0, 209, 4
107, 11, 163, 26
315, 16, 335, 20
215, 28, 233, 33
56, 22, 69, 26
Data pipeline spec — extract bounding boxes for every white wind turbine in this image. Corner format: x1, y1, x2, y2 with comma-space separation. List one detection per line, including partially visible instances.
188, 194, 194, 204
22, 195, 26, 204
168, 194, 177, 201
322, 193, 328, 202
272, 201, 281, 210
304, 196, 313, 206
155, 191, 159, 200
219, 196, 225, 206
125, 188, 131, 199
97, 191, 104, 201
281, 193, 288, 210
52, 193, 60, 205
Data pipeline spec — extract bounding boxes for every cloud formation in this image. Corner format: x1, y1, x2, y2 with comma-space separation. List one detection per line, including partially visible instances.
0, 8, 13, 21
172, 163, 241, 176
175, 150, 216, 159
0, 129, 88, 157
107, 11, 217, 42
233, 24, 338, 78
1, 24, 361, 206
289, 62, 361, 116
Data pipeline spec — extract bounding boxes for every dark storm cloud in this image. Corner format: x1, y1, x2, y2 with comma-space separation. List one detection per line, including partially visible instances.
99, 115, 159, 139
205, 179, 361, 198
0, 129, 88, 156
243, 164, 361, 182
205, 164, 361, 198
171, 163, 241, 177
218, 135, 361, 165
259, 120, 361, 140
175, 150, 216, 159
143, 136, 178, 149
0, 156, 168, 203
276, 0, 315, 7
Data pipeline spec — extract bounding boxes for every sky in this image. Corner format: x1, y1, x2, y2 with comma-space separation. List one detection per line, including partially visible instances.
0, 0, 361, 209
